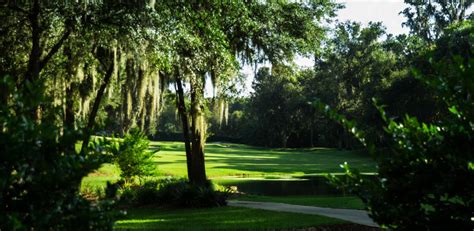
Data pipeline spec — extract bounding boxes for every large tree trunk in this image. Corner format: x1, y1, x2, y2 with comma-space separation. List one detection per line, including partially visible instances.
175, 74, 193, 179
0, 74, 8, 132
24, 0, 70, 122
24, 0, 42, 121
189, 76, 207, 186
281, 134, 288, 148
25, 0, 41, 87
0, 74, 8, 108
65, 84, 75, 128
64, 44, 76, 132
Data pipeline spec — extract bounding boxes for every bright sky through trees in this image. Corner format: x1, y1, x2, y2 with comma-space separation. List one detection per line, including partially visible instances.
336, 0, 408, 35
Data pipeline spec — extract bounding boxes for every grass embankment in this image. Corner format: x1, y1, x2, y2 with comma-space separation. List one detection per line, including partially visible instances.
114, 207, 345, 230
82, 141, 376, 190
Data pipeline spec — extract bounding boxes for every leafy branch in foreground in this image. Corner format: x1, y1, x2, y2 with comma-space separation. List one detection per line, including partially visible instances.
0, 76, 115, 231
315, 55, 473, 230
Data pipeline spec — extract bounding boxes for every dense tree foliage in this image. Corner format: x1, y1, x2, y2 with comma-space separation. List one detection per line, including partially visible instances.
328, 21, 473, 230
0, 78, 115, 230
212, 21, 418, 148
159, 0, 339, 185
0, 0, 340, 227
402, 0, 472, 42
246, 66, 304, 147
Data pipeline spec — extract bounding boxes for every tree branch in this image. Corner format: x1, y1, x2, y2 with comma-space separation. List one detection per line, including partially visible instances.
80, 61, 115, 156
39, 28, 71, 72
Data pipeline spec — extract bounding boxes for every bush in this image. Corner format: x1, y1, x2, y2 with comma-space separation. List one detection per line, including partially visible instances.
108, 129, 157, 183
321, 24, 474, 230
112, 178, 229, 208
0, 76, 114, 230
156, 178, 228, 207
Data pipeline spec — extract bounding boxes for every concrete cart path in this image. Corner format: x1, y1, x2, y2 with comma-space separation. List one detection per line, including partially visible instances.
228, 200, 378, 227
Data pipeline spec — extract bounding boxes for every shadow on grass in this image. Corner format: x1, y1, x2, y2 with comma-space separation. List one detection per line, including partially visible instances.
153, 142, 376, 176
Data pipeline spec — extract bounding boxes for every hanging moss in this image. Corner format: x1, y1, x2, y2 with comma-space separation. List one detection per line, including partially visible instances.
107, 45, 119, 99
218, 98, 224, 128
224, 100, 229, 126
147, 70, 161, 134
136, 62, 147, 127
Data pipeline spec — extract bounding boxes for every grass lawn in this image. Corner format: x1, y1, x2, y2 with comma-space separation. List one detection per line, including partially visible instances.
81, 164, 120, 192
82, 141, 376, 190
82, 141, 372, 230
234, 195, 365, 210
114, 206, 346, 230
153, 142, 375, 177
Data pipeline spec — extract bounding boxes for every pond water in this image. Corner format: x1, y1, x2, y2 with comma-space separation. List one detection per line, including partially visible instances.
218, 175, 375, 196
218, 176, 338, 196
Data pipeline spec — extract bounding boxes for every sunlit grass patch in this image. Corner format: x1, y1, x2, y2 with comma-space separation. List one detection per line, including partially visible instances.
82, 141, 376, 192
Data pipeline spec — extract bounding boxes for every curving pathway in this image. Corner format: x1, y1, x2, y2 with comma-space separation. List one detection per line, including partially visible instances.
228, 200, 378, 228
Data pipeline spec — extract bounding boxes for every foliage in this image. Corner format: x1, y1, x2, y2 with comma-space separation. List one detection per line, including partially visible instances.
163, 0, 340, 185
246, 66, 305, 147
0, 77, 114, 230
402, 0, 472, 42
115, 178, 229, 208
108, 129, 157, 183
118, 180, 161, 205
323, 24, 474, 230
229, 21, 408, 148
155, 178, 229, 208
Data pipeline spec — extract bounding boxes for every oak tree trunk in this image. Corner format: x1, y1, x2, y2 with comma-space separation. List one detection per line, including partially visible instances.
24, 0, 42, 121
189, 76, 207, 186
175, 74, 193, 179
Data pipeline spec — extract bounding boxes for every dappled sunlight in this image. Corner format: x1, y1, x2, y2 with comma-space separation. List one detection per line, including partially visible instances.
81, 141, 377, 190
92, 141, 377, 180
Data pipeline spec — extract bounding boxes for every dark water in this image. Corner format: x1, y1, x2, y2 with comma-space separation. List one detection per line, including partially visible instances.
219, 176, 345, 196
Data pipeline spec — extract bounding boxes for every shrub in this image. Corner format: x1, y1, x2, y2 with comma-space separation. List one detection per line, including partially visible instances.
108, 129, 157, 183
320, 25, 474, 230
0, 76, 114, 230
113, 178, 229, 208
156, 178, 228, 207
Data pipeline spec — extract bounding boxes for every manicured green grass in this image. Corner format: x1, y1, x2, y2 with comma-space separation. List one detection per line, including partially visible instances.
234, 195, 366, 210
81, 164, 121, 192
82, 141, 376, 190
114, 206, 346, 230
81, 141, 371, 230
152, 142, 375, 177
